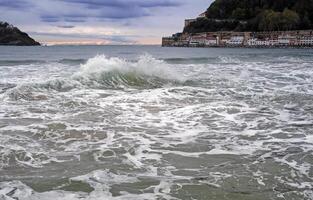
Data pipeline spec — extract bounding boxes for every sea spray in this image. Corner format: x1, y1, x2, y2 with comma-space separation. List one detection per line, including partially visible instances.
73, 54, 184, 89
4, 54, 184, 100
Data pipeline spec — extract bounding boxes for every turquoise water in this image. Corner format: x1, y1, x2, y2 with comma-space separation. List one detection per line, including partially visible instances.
0, 46, 313, 199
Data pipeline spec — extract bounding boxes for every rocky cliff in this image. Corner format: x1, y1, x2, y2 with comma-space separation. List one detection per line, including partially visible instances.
0, 22, 40, 46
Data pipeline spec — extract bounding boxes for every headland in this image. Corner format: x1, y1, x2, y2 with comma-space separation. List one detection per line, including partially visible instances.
163, 0, 313, 48
0, 22, 40, 46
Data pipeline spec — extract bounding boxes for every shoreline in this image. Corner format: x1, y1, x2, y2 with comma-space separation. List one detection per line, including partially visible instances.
162, 45, 313, 49
162, 30, 313, 49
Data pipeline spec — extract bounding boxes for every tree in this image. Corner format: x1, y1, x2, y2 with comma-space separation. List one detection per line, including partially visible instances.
187, 0, 313, 33
258, 10, 280, 31
232, 8, 246, 20
281, 8, 300, 30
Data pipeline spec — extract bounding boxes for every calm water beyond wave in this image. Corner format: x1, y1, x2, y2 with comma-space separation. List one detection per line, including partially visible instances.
0, 46, 313, 200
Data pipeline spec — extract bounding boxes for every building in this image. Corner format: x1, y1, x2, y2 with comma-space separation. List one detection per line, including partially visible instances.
205, 37, 218, 46
269, 38, 279, 46
162, 30, 313, 48
299, 36, 313, 46
226, 36, 244, 45
189, 33, 207, 46
184, 11, 206, 28
163, 10, 313, 48
162, 37, 175, 47
198, 12, 206, 18
247, 38, 270, 46
278, 35, 292, 45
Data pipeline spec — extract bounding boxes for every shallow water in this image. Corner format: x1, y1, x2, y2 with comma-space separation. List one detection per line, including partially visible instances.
0, 46, 313, 200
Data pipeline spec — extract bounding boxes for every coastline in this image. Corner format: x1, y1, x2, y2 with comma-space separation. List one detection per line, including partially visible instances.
162, 30, 313, 49
162, 45, 313, 49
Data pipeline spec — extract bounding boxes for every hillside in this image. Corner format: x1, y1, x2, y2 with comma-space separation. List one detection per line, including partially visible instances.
0, 22, 40, 46
184, 0, 313, 33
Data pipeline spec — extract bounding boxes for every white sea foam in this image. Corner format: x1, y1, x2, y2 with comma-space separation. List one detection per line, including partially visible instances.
76, 54, 181, 81
1, 50, 313, 199
2, 55, 184, 101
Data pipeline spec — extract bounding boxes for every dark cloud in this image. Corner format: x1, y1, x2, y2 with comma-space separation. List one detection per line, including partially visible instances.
60, 0, 181, 8
0, 0, 31, 9
64, 18, 86, 23
63, 13, 87, 18
38, 0, 182, 22
41, 15, 60, 23
97, 7, 149, 19
40, 14, 86, 23
137, 0, 181, 8
57, 25, 75, 28
63, 13, 87, 22
40, 11, 146, 24
39, 1, 156, 23
1, 0, 182, 24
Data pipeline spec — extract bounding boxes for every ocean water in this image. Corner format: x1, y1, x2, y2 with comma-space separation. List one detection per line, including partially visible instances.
0, 45, 313, 200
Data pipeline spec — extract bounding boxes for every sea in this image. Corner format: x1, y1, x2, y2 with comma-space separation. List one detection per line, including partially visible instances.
0, 45, 313, 200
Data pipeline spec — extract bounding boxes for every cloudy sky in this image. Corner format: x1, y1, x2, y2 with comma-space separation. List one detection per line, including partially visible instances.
1, 0, 212, 45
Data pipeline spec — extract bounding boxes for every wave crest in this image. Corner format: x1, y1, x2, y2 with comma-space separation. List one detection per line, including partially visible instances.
73, 54, 181, 89
4, 55, 183, 100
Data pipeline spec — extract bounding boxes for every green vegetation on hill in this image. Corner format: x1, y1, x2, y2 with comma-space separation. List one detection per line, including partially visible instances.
184, 0, 313, 33
0, 22, 40, 46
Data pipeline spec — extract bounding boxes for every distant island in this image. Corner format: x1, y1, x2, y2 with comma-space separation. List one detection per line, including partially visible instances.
0, 22, 40, 46
162, 0, 313, 48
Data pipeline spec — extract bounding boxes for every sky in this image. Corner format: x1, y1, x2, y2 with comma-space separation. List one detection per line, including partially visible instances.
0, 0, 212, 45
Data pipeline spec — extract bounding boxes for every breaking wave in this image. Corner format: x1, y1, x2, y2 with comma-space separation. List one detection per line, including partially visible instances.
5, 55, 183, 100
72, 54, 182, 89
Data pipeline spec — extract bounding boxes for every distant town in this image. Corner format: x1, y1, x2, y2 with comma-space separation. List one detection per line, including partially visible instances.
162, 13, 313, 48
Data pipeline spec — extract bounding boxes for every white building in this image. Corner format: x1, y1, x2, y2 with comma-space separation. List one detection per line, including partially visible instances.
299, 36, 313, 45
205, 37, 217, 46
247, 38, 270, 46
190, 38, 205, 46
189, 34, 207, 46
226, 36, 244, 45
268, 39, 279, 46
278, 35, 296, 45
189, 41, 200, 46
